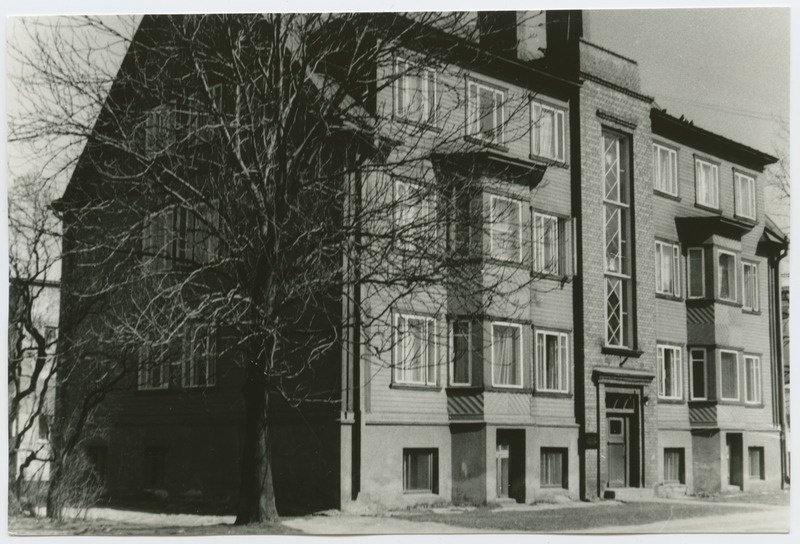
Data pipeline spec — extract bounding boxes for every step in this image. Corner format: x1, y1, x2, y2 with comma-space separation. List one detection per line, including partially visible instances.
603, 487, 656, 502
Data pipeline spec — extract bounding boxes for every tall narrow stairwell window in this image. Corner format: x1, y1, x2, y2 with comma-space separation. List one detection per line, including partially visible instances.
603, 130, 635, 348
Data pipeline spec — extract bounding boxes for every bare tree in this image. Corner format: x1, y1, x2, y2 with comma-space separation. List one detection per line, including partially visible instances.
9, 12, 564, 523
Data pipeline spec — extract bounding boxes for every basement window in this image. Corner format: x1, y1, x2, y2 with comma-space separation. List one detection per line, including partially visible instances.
403, 448, 439, 493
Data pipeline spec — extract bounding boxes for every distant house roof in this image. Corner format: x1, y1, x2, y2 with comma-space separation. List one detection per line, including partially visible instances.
650, 108, 778, 172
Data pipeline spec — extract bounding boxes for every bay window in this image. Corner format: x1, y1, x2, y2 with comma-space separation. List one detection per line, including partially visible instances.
690, 348, 707, 400
687, 247, 705, 298
450, 321, 472, 386
742, 261, 759, 311
490, 195, 522, 262
491, 322, 522, 388
717, 250, 737, 302
719, 350, 740, 401
744, 355, 761, 404
533, 213, 560, 275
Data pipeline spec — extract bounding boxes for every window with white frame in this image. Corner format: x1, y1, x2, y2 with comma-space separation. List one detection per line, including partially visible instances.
719, 350, 739, 401
742, 261, 759, 311
695, 158, 719, 208
491, 322, 522, 388
395, 314, 437, 386
182, 323, 217, 388
658, 344, 682, 399
490, 195, 522, 262
655, 241, 681, 297
663, 448, 685, 484
748, 447, 765, 479
533, 213, 560, 275
690, 348, 707, 400
395, 179, 435, 249
531, 101, 565, 162
138, 344, 169, 390
394, 58, 438, 125
535, 330, 569, 393
653, 143, 678, 196
540, 448, 568, 488
717, 250, 737, 302
142, 204, 219, 270
744, 355, 761, 404
687, 247, 705, 298
467, 80, 505, 144
450, 321, 472, 386
603, 130, 634, 348
735, 172, 756, 220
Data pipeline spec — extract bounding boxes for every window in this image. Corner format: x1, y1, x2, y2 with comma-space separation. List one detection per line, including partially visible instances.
144, 106, 176, 153
395, 179, 435, 250
664, 448, 685, 484
540, 448, 568, 488
138, 344, 169, 390
394, 58, 437, 125
394, 314, 437, 386
719, 350, 740, 401
533, 213, 563, 275
143, 446, 167, 488
748, 447, 765, 479
37, 414, 50, 441
735, 172, 756, 220
491, 322, 522, 388
603, 131, 634, 348
535, 330, 569, 393
142, 204, 219, 271
490, 195, 522, 262
182, 323, 217, 388
655, 241, 681, 297
744, 355, 761, 404
467, 80, 505, 144
690, 348, 707, 400
531, 101, 565, 162
658, 345, 682, 400
653, 144, 678, 196
717, 250, 737, 302
403, 449, 438, 493
742, 262, 759, 311
450, 321, 472, 386
695, 158, 719, 208
687, 248, 705, 298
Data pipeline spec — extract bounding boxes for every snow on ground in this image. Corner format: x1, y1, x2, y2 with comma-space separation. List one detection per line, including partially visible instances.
34, 506, 235, 527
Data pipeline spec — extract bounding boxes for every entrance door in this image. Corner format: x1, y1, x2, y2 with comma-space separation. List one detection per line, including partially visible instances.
496, 430, 525, 502
607, 416, 627, 487
726, 433, 743, 489
496, 441, 510, 498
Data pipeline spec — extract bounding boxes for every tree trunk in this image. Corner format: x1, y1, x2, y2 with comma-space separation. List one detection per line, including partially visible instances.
235, 365, 279, 524
45, 456, 62, 520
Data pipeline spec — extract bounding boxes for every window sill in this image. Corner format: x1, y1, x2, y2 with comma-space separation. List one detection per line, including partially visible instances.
394, 114, 443, 134
658, 397, 685, 405
654, 189, 681, 202
464, 135, 509, 153
486, 386, 531, 394
733, 214, 757, 226
528, 154, 568, 168
391, 383, 441, 392
742, 308, 762, 316
533, 271, 573, 284
694, 202, 722, 215
403, 490, 439, 496
744, 402, 765, 409
715, 298, 742, 308
533, 390, 572, 399
601, 346, 644, 358
655, 292, 683, 303
446, 385, 481, 391
485, 257, 528, 270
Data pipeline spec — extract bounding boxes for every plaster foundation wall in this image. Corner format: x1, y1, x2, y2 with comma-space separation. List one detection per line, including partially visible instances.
741, 429, 782, 492
526, 425, 581, 502
692, 430, 722, 494
451, 424, 487, 504
656, 429, 693, 496
357, 424, 451, 508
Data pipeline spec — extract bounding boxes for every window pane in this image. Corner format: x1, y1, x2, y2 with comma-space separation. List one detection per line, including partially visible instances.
493, 325, 520, 386
748, 447, 764, 479
720, 351, 739, 400
404, 450, 434, 491
492, 198, 520, 261
452, 322, 470, 385
718, 252, 736, 301
604, 135, 620, 202
541, 449, 567, 488
664, 448, 684, 483
688, 248, 704, 297
691, 350, 706, 399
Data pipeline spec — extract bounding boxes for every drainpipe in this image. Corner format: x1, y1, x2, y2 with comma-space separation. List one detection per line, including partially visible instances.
772, 247, 788, 488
